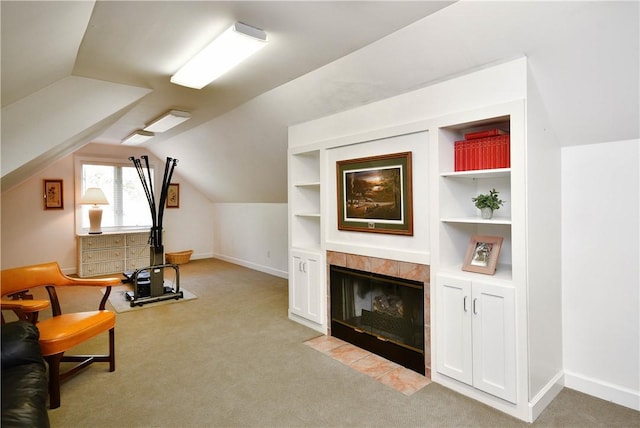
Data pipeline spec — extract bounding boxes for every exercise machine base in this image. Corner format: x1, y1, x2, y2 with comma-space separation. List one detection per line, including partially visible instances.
125, 289, 184, 307
123, 263, 183, 307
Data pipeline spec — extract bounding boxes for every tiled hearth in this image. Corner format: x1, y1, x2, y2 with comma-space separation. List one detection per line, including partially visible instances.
304, 335, 430, 395
326, 251, 431, 378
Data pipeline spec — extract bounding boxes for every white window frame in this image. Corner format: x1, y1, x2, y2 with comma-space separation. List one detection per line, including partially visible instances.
74, 155, 157, 234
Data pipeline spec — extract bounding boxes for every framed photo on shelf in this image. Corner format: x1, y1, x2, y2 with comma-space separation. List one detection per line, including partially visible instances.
462, 235, 503, 275
166, 183, 179, 208
43, 179, 63, 210
336, 151, 413, 235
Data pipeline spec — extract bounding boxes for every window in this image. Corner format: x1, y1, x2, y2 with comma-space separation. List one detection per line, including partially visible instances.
76, 157, 154, 232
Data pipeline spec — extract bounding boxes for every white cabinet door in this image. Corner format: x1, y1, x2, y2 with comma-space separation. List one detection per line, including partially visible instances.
289, 250, 324, 325
436, 274, 517, 404
436, 275, 473, 384
290, 253, 307, 318
471, 280, 517, 403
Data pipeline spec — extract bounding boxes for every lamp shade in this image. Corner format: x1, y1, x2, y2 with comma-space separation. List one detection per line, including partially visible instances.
79, 188, 109, 205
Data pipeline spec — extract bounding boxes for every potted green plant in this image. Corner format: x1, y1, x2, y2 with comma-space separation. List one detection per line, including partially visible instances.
472, 188, 504, 219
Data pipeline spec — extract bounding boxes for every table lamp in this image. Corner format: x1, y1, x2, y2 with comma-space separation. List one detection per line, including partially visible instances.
80, 188, 109, 234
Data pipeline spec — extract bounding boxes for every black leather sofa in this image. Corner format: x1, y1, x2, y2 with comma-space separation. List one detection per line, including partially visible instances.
1, 321, 50, 428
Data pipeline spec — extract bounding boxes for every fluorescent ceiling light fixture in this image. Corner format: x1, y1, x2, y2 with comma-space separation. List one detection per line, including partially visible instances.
122, 130, 154, 146
144, 110, 191, 132
171, 22, 268, 89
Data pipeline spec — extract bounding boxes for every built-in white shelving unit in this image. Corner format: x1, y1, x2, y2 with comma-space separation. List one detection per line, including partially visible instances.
430, 99, 562, 422
434, 112, 517, 403
288, 59, 563, 422
288, 148, 326, 332
435, 115, 513, 280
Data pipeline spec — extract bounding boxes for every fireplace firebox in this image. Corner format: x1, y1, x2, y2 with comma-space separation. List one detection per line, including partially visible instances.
330, 265, 425, 375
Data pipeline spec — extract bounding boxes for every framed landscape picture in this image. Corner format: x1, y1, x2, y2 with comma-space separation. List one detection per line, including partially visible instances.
166, 183, 179, 208
337, 152, 413, 235
462, 235, 503, 275
43, 179, 63, 209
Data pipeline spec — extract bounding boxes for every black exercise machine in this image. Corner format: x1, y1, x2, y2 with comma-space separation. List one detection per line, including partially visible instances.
123, 156, 183, 306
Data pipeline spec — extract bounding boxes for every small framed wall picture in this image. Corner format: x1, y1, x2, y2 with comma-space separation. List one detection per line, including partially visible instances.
43, 179, 64, 209
462, 234, 503, 275
166, 183, 179, 208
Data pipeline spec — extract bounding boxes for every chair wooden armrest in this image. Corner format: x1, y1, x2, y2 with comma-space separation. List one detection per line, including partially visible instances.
55, 275, 123, 287
0, 299, 50, 312
1, 298, 50, 323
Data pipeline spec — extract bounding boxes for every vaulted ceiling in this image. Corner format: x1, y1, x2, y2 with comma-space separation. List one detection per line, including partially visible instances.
2, 1, 638, 202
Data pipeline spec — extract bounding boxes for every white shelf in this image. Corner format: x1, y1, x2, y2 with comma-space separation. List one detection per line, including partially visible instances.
294, 182, 320, 188
441, 216, 512, 225
438, 263, 513, 282
441, 168, 510, 179
291, 244, 322, 253
294, 212, 321, 218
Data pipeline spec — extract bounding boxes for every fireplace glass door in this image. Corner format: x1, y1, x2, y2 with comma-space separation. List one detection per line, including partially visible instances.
330, 265, 425, 374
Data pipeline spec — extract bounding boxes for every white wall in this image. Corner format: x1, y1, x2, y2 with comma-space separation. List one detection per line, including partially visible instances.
1, 155, 78, 269
1, 143, 214, 272
561, 139, 640, 410
212, 203, 288, 278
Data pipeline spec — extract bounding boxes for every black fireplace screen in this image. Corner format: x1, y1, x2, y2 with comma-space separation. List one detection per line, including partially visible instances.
330, 265, 424, 368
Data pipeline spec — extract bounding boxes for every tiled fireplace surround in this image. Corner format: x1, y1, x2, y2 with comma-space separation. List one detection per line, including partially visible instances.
326, 251, 431, 379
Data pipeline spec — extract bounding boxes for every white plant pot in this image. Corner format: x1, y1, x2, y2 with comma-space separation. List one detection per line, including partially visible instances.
480, 207, 494, 219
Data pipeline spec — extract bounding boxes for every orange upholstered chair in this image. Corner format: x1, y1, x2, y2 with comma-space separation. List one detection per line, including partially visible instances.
1, 262, 121, 408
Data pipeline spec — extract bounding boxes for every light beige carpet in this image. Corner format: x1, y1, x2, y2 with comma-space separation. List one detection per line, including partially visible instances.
48, 259, 639, 428
105, 284, 197, 313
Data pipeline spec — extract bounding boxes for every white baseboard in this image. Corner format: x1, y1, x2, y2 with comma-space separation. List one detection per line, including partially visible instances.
530, 371, 565, 420
564, 370, 640, 411
191, 252, 214, 261
68, 252, 281, 278
212, 253, 288, 279
288, 311, 327, 334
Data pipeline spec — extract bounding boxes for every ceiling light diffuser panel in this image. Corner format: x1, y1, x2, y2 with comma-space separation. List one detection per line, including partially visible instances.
144, 110, 191, 132
171, 22, 268, 89
122, 130, 154, 145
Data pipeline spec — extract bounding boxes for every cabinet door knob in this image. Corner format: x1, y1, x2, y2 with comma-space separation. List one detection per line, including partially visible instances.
473, 298, 478, 315
463, 296, 468, 312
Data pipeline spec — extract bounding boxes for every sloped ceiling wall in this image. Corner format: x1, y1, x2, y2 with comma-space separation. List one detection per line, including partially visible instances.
0, 1, 151, 190
148, 1, 639, 203
1, 77, 151, 187
1, 1, 94, 105
2, 1, 638, 202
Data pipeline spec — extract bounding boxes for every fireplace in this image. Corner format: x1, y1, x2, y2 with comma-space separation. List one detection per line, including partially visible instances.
330, 264, 426, 375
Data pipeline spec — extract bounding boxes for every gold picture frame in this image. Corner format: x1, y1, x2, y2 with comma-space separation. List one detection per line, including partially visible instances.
43, 179, 64, 209
462, 235, 503, 275
166, 183, 179, 208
